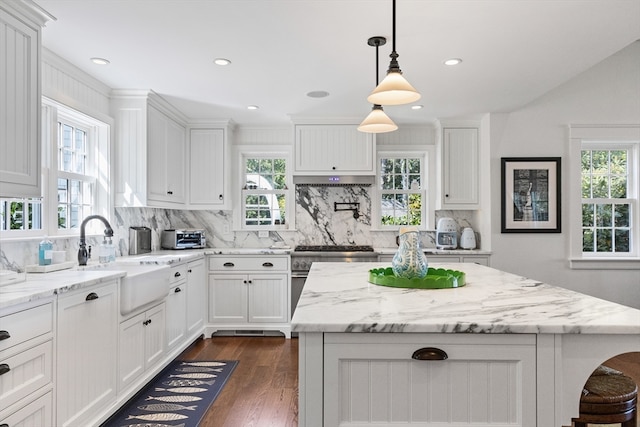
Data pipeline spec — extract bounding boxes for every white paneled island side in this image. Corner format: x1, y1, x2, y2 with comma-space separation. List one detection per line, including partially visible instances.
291, 262, 640, 427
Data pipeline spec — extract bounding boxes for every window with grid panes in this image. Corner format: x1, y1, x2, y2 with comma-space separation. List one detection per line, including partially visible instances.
243, 158, 287, 227
581, 145, 636, 255
56, 119, 95, 231
379, 156, 424, 227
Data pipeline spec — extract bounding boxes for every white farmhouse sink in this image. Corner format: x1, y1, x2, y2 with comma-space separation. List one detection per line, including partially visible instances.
79, 263, 170, 315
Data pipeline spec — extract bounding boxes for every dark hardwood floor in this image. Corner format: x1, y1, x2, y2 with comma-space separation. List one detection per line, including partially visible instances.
181, 336, 298, 427
180, 337, 638, 427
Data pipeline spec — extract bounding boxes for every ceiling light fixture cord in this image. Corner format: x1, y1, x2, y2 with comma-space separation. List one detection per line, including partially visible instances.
367, 0, 421, 106
358, 36, 398, 133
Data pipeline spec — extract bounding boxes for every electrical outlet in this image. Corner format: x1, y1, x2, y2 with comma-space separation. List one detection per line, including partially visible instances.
258, 230, 269, 238
223, 224, 230, 234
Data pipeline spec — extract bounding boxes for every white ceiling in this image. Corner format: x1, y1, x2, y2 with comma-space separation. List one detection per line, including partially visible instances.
36, 0, 640, 127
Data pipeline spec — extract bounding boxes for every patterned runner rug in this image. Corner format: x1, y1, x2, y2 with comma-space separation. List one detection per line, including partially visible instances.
101, 360, 238, 427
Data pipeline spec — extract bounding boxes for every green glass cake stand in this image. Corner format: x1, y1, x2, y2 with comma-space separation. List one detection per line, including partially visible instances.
368, 267, 466, 289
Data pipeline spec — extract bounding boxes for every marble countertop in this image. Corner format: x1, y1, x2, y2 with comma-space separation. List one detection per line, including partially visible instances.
375, 247, 492, 255
0, 268, 125, 310
0, 250, 206, 310
205, 248, 291, 255
291, 262, 640, 335
117, 250, 206, 264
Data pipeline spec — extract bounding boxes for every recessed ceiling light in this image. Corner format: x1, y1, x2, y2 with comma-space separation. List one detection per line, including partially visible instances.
444, 58, 462, 66
411, 105, 423, 110
214, 58, 231, 66
90, 57, 110, 65
306, 90, 330, 98
247, 105, 259, 110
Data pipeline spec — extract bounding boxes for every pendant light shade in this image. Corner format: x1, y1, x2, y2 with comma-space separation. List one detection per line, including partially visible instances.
358, 105, 398, 133
359, 36, 398, 134
367, 67, 421, 105
367, 0, 420, 106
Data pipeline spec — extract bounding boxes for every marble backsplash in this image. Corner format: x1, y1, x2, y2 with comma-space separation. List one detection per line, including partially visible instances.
0, 186, 476, 272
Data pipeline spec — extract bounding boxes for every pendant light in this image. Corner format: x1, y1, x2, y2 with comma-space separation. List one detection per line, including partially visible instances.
367, 0, 421, 106
358, 36, 398, 134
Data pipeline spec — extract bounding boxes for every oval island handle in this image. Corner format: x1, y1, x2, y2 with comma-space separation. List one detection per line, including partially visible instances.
411, 347, 448, 361
85, 292, 99, 301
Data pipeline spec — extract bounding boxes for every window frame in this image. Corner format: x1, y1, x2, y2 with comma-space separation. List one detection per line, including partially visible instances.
235, 146, 293, 231
372, 146, 435, 231
569, 125, 640, 269
0, 98, 111, 240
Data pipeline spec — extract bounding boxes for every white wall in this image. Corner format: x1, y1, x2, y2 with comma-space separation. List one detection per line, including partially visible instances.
489, 41, 640, 308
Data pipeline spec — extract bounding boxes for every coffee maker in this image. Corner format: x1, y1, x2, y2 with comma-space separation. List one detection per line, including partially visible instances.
436, 218, 457, 249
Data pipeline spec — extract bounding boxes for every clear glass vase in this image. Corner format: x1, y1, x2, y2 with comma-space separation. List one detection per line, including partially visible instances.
392, 226, 428, 278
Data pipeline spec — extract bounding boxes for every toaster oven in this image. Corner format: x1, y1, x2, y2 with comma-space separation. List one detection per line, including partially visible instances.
161, 229, 206, 249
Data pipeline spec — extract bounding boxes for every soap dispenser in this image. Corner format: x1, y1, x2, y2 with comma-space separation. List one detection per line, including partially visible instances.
99, 238, 109, 263
107, 237, 116, 262
38, 237, 53, 265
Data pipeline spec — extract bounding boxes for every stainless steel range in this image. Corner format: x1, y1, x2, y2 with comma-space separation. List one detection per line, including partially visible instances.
290, 245, 379, 324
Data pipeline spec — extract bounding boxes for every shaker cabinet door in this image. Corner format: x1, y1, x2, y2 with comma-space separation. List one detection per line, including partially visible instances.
189, 128, 226, 207
442, 127, 479, 208
0, 8, 41, 197
324, 334, 536, 427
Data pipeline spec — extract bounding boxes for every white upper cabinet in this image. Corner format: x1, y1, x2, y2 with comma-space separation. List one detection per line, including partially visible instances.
0, 2, 51, 197
111, 90, 187, 208
188, 126, 230, 209
294, 125, 375, 174
439, 125, 480, 209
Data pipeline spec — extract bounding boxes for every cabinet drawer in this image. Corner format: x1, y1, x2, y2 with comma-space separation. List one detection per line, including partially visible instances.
0, 340, 53, 410
0, 303, 52, 353
0, 389, 53, 427
169, 264, 188, 284
209, 256, 289, 271
324, 334, 536, 427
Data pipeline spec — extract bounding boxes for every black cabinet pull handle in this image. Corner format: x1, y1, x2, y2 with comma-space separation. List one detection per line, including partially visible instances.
174, 287, 182, 293
167, 191, 173, 195
0, 330, 10, 341
411, 347, 448, 361
332, 166, 336, 170
148, 319, 152, 325
174, 272, 181, 278
223, 262, 235, 267
262, 262, 274, 267
219, 194, 223, 200
188, 269, 192, 273
86, 292, 99, 301
0, 363, 10, 375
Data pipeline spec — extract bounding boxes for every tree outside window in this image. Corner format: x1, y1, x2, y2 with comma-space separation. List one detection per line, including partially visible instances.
380, 157, 423, 227
243, 158, 287, 227
581, 149, 630, 254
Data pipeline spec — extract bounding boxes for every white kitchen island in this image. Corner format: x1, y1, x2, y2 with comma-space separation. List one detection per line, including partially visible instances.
291, 262, 640, 427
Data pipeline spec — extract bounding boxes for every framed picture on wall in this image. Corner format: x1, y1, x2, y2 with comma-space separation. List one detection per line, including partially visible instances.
501, 157, 561, 233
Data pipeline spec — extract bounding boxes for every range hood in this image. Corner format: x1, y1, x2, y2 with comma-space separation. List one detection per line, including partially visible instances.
293, 175, 375, 186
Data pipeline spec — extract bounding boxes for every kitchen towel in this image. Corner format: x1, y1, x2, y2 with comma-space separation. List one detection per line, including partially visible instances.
101, 359, 237, 427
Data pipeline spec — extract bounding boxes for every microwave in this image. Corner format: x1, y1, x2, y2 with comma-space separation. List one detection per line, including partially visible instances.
161, 229, 206, 249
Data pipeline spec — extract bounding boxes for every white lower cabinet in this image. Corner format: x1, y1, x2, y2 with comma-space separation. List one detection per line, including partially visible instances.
119, 303, 166, 391
166, 265, 188, 351
208, 255, 290, 336
56, 281, 118, 427
0, 301, 54, 426
323, 333, 536, 427
0, 390, 53, 427
186, 258, 206, 336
